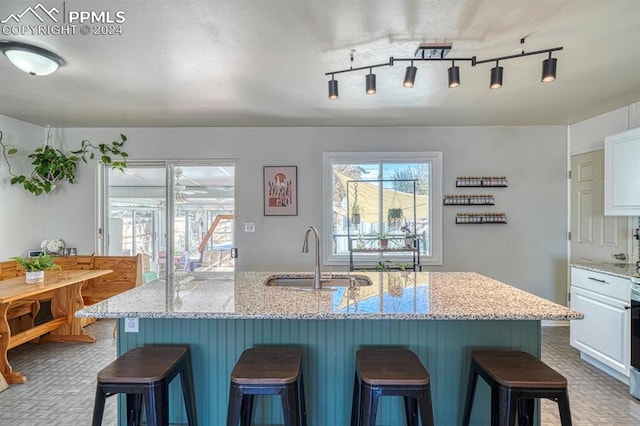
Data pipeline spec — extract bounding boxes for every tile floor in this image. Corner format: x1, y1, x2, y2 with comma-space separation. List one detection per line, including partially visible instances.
0, 322, 639, 425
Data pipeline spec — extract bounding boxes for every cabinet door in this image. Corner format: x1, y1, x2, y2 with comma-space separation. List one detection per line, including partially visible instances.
604, 127, 640, 215
570, 286, 630, 376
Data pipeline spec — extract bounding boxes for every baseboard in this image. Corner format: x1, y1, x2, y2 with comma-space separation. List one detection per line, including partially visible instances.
541, 320, 569, 327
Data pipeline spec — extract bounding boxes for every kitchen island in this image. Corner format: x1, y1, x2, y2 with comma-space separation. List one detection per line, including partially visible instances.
78, 271, 582, 425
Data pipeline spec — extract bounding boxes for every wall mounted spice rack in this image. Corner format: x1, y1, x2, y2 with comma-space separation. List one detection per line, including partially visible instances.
455, 176, 508, 187
444, 194, 495, 205
455, 213, 507, 224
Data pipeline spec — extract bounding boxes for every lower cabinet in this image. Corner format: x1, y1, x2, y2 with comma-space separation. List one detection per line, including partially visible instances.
570, 267, 631, 382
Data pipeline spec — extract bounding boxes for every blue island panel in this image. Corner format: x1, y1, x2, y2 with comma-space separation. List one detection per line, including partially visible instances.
117, 318, 540, 425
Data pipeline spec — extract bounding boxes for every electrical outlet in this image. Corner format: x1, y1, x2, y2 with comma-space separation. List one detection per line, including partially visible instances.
244, 223, 255, 232
124, 317, 139, 333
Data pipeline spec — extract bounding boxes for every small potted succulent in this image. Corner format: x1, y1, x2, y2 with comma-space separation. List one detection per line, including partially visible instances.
379, 232, 389, 249
11, 253, 61, 283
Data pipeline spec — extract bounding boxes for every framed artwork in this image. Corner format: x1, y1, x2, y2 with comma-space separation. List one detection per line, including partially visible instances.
264, 166, 298, 216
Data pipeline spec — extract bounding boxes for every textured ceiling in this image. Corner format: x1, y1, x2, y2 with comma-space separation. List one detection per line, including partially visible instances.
0, 0, 638, 127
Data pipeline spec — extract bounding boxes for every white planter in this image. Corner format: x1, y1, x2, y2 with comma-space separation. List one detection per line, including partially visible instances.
25, 270, 44, 283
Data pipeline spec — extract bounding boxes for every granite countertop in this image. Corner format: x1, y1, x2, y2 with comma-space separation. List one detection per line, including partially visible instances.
77, 271, 582, 321
571, 262, 640, 281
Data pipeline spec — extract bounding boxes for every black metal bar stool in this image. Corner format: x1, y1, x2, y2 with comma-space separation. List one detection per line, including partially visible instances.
462, 350, 572, 426
350, 347, 434, 426
227, 346, 307, 426
91, 345, 198, 426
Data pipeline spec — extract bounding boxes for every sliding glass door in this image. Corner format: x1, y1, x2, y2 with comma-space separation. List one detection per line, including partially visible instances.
101, 162, 236, 280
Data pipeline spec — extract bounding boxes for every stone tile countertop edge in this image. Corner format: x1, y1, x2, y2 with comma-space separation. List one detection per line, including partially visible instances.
571, 262, 640, 281
76, 271, 583, 321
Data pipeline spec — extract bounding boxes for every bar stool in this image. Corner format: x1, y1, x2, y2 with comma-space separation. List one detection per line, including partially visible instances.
462, 350, 572, 426
227, 346, 307, 426
350, 348, 434, 426
91, 346, 197, 426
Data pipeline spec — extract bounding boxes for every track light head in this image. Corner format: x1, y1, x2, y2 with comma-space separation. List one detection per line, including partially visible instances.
328, 77, 339, 100
448, 63, 460, 88
541, 55, 557, 83
366, 70, 376, 95
403, 64, 417, 88
490, 63, 503, 89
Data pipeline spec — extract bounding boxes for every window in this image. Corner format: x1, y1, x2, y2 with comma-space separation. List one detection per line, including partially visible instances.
323, 152, 442, 266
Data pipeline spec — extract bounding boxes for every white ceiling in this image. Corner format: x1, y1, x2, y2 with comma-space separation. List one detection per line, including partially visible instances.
0, 0, 639, 128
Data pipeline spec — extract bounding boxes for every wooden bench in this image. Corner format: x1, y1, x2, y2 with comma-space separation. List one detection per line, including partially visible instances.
0, 254, 143, 332
0, 261, 41, 334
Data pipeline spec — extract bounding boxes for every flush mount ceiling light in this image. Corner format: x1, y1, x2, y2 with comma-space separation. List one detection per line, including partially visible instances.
325, 39, 562, 99
0, 40, 65, 76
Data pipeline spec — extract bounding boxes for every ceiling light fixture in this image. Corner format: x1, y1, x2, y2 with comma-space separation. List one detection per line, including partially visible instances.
325, 39, 562, 99
328, 74, 339, 99
365, 68, 376, 95
448, 61, 460, 88
0, 40, 65, 76
541, 52, 557, 83
490, 61, 503, 89
403, 61, 417, 88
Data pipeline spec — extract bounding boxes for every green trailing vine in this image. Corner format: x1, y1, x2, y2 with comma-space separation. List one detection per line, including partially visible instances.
0, 129, 128, 196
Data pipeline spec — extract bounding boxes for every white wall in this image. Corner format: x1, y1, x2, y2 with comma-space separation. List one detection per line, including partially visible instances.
44, 125, 568, 304
0, 116, 46, 259
569, 101, 640, 155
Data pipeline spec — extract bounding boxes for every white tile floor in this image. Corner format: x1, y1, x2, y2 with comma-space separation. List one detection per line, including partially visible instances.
1, 322, 640, 425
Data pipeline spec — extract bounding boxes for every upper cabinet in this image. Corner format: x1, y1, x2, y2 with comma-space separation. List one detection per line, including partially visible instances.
604, 127, 640, 215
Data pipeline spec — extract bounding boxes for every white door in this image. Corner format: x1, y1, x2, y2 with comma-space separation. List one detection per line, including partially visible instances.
570, 150, 628, 263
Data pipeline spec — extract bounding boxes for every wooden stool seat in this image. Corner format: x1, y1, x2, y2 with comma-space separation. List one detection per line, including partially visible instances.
350, 348, 434, 426
227, 347, 307, 426
462, 350, 572, 426
231, 346, 301, 385
92, 346, 197, 426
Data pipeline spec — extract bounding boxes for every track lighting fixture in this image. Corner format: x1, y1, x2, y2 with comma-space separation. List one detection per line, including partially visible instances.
541, 52, 557, 83
490, 62, 503, 89
325, 40, 562, 99
0, 40, 64, 76
448, 61, 460, 88
403, 61, 417, 88
328, 75, 339, 99
365, 68, 376, 95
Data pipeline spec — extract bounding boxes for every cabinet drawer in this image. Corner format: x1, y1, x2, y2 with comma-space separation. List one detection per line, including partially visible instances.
571, 267, 630, 301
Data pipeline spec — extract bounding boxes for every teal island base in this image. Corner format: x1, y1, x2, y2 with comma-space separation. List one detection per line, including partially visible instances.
116, 318, 540, 425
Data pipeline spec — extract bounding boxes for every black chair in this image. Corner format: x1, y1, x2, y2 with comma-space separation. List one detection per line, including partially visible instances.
91, 345, 197, 426
350, 347, 434, 426
462, 350, 572, 426
227, 346, 307, 426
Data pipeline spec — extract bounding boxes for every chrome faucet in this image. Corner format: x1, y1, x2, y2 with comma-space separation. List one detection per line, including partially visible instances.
302, 225, 322, 289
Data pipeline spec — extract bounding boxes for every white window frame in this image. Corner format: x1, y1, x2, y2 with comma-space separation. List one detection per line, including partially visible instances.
322, 151, 443, 266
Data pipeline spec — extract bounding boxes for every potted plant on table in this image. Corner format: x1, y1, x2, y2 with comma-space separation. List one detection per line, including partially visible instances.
11, 253, 61, 283
379, 232, 389, 249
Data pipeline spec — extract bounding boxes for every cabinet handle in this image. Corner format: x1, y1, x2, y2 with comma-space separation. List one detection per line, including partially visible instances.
588, 277, 608, 284
625, 306, 632, 310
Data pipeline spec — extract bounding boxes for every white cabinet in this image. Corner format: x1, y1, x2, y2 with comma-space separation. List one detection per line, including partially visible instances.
570, 267, 631, 382
604, 127, 640, 215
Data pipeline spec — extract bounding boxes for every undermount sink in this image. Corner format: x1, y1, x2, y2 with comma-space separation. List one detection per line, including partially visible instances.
264, 274, 372, 290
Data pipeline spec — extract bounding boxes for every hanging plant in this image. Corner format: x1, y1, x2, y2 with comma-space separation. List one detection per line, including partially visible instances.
0, 127, 128, 196
351, 202, 361, 225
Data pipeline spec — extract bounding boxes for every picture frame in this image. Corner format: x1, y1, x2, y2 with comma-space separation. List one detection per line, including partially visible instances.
263, 166, 298, 216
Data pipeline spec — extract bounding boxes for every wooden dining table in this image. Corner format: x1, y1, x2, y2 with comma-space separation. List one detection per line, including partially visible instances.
0, 269, 112, 384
